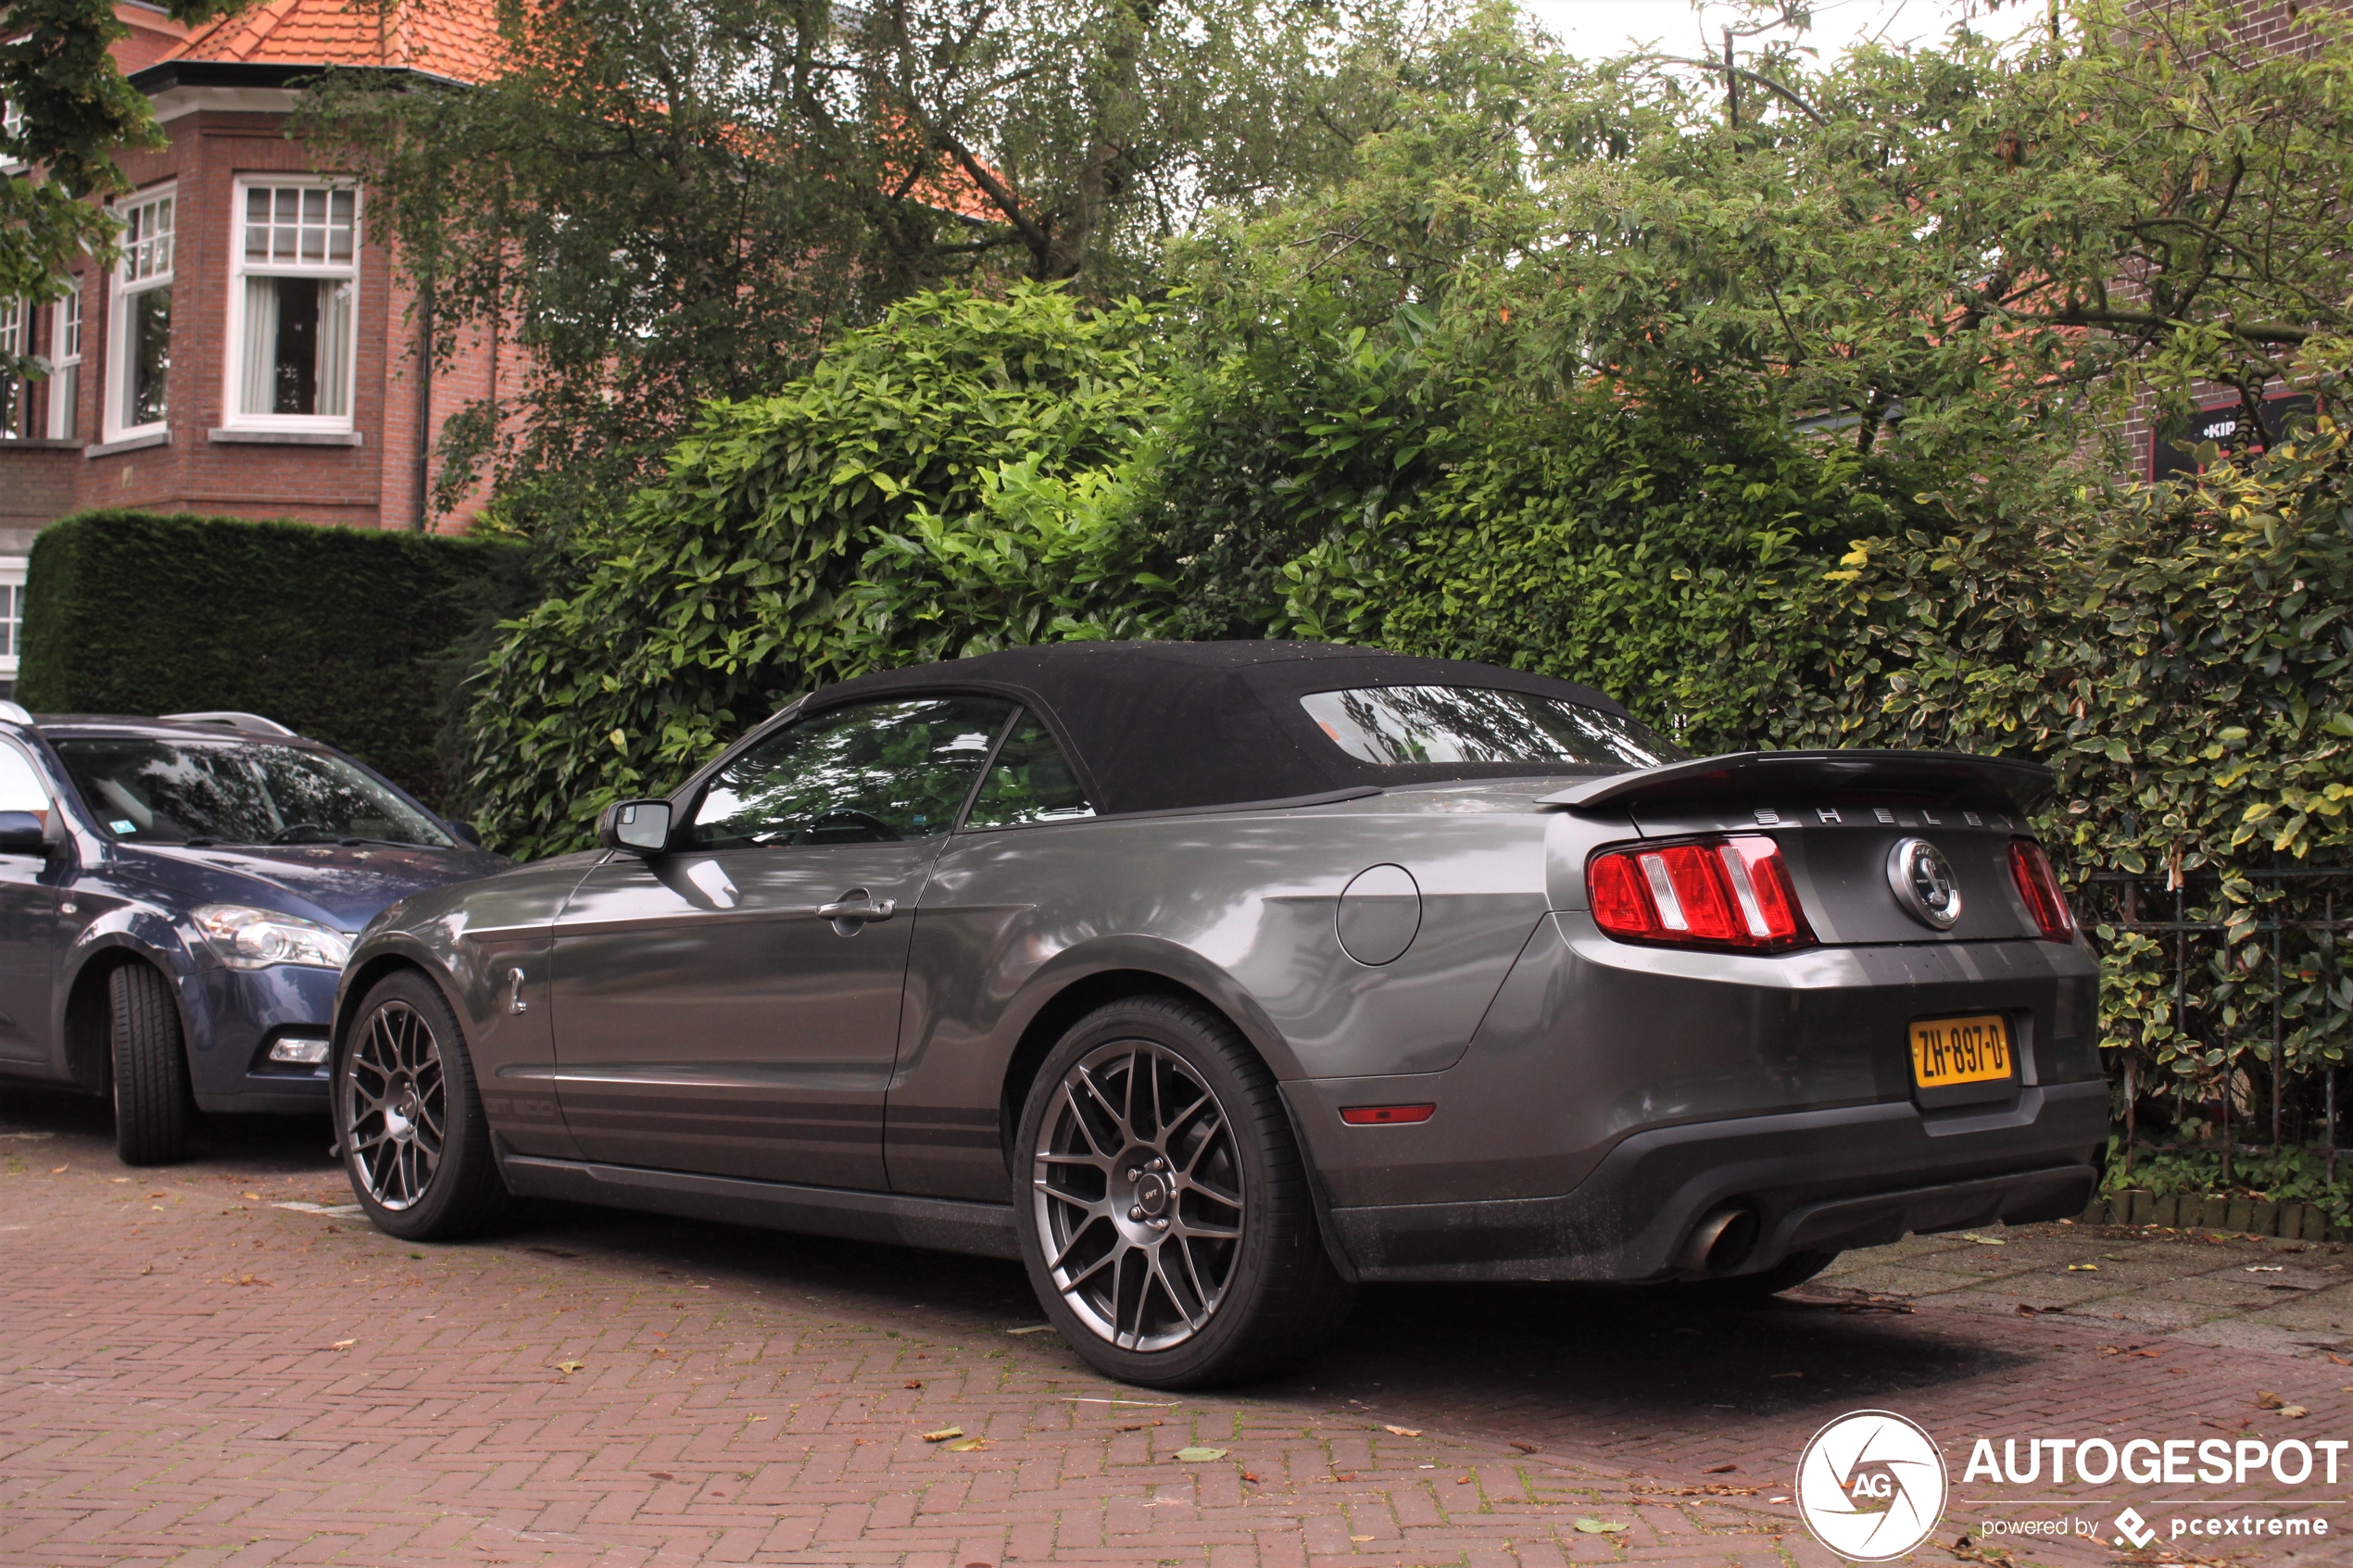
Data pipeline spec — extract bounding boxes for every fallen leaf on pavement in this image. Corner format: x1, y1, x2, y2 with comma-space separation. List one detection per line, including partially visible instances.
1574, 1518, 1630, 1534
1769, 1371, 1804, 1379
1242, 1472, 1262, 1483
2015, 1304, 2065, 1316
945, 1436, 989, 1451
1382, 1424, 1421, 1437
1003, 1324, 1054, 1336
49, 1166, 65, 1173
1174, 1447, 1227, 1461
1351, 1536, 1374, 1543
1509, 1439, 1540, 1452
2067, 1263, 2099, 1271
553, 1361, 584, 1374
2282, 1405, 2309, 1418
1704, 1463, 1739, 1474
1114, 1420, 1163, 1432
1963, 1233, 2007, 1245
2257, 1391, 2285, 1410
905, 1380, 922, 1388
919, 1426, 964, 1442
331, 1339, 355, 1350
2247, 1265, 2285, 1273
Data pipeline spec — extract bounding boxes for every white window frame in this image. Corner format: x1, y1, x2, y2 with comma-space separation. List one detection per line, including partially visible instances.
104, 182, 176, 443
0, 556, 27, 682
222, 176, 361, 433
45, 278, 79, 441
0, 296, 23, 439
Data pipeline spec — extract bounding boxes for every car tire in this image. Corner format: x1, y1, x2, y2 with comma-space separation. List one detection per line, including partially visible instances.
1690, 1249, 1841, 1298
1013, 996, 1349, 1389
336, 968, 516, 1241
110, 962, 194, 1166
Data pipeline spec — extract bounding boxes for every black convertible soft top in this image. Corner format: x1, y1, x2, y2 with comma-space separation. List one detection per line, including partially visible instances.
802, 640, 1646, 817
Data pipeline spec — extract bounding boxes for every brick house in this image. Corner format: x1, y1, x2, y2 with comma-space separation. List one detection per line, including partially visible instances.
0, 0, 509, 689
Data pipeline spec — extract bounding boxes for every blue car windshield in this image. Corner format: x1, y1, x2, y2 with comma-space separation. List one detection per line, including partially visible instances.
52, 739, 454, 848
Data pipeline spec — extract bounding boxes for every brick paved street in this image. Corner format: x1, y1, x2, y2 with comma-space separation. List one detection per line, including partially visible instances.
5, 1086, 2350, 1568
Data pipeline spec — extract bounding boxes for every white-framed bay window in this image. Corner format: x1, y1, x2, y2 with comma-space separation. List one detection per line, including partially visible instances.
224, 179, 359, 430
46, 279, 79, 440
106, 183, 174, 441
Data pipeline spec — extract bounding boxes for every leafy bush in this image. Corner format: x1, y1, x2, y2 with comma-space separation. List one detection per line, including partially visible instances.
462, 284, 1174, 859
20, 509, 526, 809
2099, 1140, 2352, 1226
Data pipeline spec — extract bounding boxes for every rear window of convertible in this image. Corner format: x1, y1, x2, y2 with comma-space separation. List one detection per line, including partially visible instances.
1299, 685, 1683, 770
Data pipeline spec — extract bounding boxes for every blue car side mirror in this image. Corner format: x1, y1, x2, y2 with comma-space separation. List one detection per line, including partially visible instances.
0, 810, 50, 856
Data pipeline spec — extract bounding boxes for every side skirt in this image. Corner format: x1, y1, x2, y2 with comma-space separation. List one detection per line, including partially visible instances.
499, 1152, 1020, 1261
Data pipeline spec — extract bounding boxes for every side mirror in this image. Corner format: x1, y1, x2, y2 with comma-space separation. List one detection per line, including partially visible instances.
0, 810, 48, 857
597, 798, 673, 857
445, 820, 484, 848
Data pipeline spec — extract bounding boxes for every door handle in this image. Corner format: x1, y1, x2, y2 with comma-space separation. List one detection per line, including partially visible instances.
816, 892, 896, 933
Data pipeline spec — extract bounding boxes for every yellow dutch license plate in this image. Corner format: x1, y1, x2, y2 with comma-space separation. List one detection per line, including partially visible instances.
1909, 1013, 2015, 1088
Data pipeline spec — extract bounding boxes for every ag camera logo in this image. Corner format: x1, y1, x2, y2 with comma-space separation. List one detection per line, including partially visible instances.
1796, 1411, 1949, 1561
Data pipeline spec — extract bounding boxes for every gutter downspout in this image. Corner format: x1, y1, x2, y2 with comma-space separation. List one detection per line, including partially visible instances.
412, 280, 434, 533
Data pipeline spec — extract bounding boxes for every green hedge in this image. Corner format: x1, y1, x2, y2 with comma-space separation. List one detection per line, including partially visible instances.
19, 509, 528, 810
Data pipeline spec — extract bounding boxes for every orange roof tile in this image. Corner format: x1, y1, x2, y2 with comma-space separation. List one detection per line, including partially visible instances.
166, 0, 503, 83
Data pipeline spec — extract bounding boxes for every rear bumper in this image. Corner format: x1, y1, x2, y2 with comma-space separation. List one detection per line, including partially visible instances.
1321, 1078, 2106, 1283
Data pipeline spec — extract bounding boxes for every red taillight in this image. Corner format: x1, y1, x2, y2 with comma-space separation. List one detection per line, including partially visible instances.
1584, 836, 1814, 953
2007, 840, 2075, 942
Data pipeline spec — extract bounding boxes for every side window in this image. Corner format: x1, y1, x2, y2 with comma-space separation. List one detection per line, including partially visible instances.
964, 710, 1094, 829
0, 742, 51, 819
688, 697, 1014, 849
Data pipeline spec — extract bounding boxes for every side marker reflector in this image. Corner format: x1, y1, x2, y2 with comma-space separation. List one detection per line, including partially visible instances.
1340, 1104, 1435, 1125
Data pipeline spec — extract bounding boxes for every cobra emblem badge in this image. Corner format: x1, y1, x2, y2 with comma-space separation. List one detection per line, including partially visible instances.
1886, 838, 1963, 929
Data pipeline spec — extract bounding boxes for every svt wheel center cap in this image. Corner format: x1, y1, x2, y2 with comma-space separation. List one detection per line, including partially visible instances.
1137, 1173, 1171, 1216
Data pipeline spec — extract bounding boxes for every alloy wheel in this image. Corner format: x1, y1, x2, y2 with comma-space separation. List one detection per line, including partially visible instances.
345, 1000, 446, 1210
1031, 1039, 1245, 1351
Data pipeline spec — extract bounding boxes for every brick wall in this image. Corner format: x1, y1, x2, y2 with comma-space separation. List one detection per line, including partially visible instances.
0, 97, 513, 534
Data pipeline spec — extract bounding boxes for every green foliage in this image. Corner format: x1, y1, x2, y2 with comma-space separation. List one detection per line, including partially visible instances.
21, 510, 529, 809
462, 284, 1173, 859
1132, 281, 1933, 747
2101, 1139, 2352, 1226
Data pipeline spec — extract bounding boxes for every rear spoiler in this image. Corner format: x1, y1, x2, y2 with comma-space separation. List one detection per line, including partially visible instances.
1535, 749, 2054, 815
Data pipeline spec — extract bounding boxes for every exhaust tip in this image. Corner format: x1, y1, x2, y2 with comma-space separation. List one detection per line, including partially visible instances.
1676, 1204, 1760, 1277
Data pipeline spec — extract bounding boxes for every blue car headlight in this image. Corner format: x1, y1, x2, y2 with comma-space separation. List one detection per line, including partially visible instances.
192, 904, 355, 971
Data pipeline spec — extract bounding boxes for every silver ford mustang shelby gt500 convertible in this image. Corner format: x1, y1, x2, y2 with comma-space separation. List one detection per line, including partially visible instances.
333, 641, 2102, 1386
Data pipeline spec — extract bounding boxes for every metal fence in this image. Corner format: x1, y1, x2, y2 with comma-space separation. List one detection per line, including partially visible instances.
2080, 866, 2353, 1188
